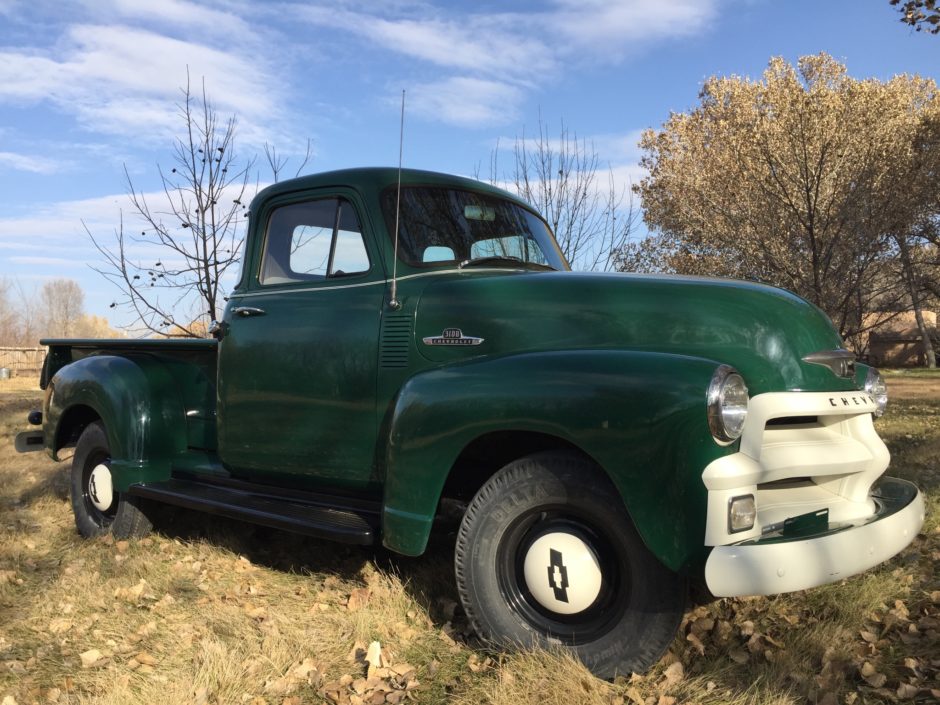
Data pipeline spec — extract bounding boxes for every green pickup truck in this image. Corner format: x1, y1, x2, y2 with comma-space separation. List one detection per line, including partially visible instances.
16, 168, 925, 678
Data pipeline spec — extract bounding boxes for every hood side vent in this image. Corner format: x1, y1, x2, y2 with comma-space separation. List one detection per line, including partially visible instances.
380, 313, 412, 369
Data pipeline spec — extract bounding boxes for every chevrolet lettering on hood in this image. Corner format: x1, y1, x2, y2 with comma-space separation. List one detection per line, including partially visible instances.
829, 394, 876, 408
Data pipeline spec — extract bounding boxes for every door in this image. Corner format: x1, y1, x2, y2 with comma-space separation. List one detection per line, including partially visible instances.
217, 192, 386, 493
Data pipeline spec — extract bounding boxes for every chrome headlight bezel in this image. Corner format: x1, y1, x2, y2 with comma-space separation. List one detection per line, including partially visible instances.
707, 365, 749, 445
864, 367, 888, 418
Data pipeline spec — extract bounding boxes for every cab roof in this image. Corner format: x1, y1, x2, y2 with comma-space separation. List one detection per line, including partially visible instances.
250, 167, 528, 211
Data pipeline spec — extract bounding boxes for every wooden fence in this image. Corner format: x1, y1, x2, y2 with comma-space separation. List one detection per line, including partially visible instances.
0, 347, 44, 377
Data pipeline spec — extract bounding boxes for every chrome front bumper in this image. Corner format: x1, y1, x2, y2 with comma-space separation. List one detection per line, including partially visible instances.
704, 477, 924, 597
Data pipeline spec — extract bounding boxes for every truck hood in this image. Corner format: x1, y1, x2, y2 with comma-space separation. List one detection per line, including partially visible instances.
412, 271, 856, 394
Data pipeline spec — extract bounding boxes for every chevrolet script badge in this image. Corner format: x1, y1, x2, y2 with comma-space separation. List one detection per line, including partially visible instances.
422, 328, 484, 346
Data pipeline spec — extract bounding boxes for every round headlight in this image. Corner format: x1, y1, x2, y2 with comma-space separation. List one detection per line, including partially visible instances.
864, 367, 888, 418
708, 365, 749, 444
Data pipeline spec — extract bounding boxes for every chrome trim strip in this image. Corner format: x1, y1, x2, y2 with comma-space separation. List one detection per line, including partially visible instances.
227, 268, 529, 298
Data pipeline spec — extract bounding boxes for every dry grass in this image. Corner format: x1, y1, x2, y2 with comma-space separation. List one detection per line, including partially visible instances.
0, 375, 937, 704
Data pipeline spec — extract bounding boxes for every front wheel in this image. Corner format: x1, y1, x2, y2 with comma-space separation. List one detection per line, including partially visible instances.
454, 452, 686, 679
70, 421, 153, 540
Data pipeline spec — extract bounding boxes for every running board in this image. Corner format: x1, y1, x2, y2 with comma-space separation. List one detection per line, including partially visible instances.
128, 479, 376, 545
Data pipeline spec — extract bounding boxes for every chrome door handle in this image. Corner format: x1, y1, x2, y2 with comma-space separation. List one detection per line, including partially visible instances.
232, 306, 266, 317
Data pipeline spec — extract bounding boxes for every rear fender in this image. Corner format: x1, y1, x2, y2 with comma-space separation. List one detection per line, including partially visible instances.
381, 350, 731, 571
45, 354, 188, 490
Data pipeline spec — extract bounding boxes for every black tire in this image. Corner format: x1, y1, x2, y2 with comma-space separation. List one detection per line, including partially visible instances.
70, 421, 153, 540
454, 452, 686, 679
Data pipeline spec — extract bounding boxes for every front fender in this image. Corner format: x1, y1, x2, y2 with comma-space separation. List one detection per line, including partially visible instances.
45, 354, 188, 490
382, 350, 733, 571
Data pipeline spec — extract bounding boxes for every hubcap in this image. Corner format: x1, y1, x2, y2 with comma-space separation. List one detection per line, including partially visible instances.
522, 531, 603, 615
88, 463, 114, 512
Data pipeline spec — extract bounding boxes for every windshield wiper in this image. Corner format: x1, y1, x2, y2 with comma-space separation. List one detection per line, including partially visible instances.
458, 256, 555, 271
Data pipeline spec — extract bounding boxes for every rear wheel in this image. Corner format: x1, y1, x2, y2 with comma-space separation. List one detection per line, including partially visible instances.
454, 452, 686, 678
70, 421, 152, 540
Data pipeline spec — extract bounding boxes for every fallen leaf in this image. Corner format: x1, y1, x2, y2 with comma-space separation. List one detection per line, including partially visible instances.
662, 661, 684, 686
135, 651, 157, 666
48, 619, 73, 635
346, 588, 371, 611
365, 641, 384, 670
896, 683, 919, 699
624, 687, 644, 705
80, 649, 104, 668
391, 663, 415, 678
861, 665, 887, 689
291, 657, 321, 682
263, 677, 294, 696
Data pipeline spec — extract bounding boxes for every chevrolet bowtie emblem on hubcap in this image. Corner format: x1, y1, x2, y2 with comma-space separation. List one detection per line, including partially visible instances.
547, 548, 570, 602
422, 328, 484, 346
89, 474, 100, 504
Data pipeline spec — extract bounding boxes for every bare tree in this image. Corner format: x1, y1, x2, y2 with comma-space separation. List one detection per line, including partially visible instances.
12, 279, 39, 347
483, 116, 638, 271
264, 139, 313, 183
37, 279, 86, 338
86, 75, 253, 337
0, 279, 20, 346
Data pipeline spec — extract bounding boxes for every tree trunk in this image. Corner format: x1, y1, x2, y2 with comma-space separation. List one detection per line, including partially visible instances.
897, 236, 936, 369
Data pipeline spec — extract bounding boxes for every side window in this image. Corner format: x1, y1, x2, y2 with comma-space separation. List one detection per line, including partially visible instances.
260, 198, 370, 285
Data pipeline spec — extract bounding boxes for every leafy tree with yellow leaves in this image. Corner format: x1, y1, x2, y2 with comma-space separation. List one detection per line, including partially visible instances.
634, 53, 940, 360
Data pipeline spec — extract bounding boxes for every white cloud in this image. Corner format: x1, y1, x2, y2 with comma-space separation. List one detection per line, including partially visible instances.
0, 193, 127, 245
0, 19, 283, 147
0, 151, 65, 174
9, 256, 87, 267
545, 0, 718, 58
408, 77, 525, 128
294, 1, 719, 127
300, 6, 553, 81
106, 0, 255, 41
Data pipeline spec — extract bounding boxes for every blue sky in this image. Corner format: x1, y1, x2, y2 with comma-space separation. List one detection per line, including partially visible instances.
0, 0, 936, 330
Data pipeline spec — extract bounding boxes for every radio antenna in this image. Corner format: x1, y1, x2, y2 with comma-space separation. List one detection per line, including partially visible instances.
389, 89, 405, 310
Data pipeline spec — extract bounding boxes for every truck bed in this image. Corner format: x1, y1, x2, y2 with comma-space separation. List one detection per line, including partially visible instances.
39, 337, 217, 389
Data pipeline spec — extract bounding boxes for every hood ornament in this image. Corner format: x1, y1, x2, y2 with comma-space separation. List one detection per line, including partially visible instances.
422, 328, 484, 346
802, 348, 856, 378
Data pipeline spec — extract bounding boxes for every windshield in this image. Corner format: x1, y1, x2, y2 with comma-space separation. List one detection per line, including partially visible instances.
381, 186, 569, 270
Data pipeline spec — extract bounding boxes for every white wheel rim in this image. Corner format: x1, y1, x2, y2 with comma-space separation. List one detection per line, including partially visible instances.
88, 463, 114, 512
522, 532, 603, 615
